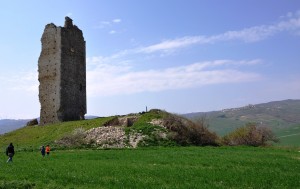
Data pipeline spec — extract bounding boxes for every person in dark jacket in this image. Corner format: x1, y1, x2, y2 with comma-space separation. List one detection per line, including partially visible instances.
40, 145, 46, 157
6, 143, 15, 163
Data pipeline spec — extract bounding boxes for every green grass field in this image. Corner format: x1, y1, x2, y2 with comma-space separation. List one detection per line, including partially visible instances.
0, 111, 299, 188
0, 147, 299, 189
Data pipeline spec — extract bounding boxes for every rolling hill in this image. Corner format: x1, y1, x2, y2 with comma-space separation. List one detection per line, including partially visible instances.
1, 99, 299, 148
183, 99, 300, 146
0, 119, 30, 134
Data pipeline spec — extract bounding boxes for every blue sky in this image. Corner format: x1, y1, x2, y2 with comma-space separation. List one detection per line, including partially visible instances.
0, 0, 300, 119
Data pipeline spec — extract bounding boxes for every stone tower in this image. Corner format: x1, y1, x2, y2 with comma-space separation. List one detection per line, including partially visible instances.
38, 17, 86, 125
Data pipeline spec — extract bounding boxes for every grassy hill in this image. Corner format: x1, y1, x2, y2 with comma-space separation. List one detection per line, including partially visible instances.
184, 99, 300, 146
274, 124, 300, 147
0, 109, 219, 150
0, 117, 112, 150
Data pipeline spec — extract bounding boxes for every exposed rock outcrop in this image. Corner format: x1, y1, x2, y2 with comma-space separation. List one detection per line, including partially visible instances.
85, 126, 127, 148
84, 126, 145, 148
26, 119, 38, 126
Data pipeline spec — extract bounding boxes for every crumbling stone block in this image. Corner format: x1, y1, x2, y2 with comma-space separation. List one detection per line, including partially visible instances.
26, 119, 38, 126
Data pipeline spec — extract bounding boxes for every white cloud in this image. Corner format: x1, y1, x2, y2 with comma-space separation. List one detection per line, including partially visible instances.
139, 11, 300, 53
9, 71, 38, 93
87, 59, 261, 96
139, 36, 205, 53
91, 10, 300, 58
109, 30, 116, 34
86, 50, 133, 70
95, 18, 122, 29
112, 19, 121, 23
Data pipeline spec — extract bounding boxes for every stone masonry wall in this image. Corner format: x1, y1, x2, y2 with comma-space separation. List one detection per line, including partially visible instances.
38, 17, 86, 125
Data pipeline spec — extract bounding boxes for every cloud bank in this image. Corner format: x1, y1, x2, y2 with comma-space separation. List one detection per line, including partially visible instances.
87, 59, 262, 96
140, 11, 300, 53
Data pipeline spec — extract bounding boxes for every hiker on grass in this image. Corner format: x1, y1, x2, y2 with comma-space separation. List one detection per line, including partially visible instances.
6, 143, 15, 163
45, 145, 50, 156
40, 145, 46, 157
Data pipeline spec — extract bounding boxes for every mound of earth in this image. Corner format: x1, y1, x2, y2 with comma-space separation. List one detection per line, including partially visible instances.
55, 110, 218, 148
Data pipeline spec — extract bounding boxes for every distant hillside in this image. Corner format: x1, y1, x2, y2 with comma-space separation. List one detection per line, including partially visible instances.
0, 119, 30, 134
183, 99, 300, 138
0, 116, 99, 135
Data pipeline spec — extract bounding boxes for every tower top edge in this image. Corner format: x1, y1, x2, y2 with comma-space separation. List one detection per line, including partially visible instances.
44, 17, 80, 30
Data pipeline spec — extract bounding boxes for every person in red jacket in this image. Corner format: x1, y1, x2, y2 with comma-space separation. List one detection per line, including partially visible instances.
45, 145, 50, 156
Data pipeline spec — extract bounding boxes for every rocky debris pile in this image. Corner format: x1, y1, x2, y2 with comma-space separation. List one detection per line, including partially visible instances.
84, 125, 146, 148
85, 126, 127, 148
149, 119, 164, 127
128, 133, 145, 148
55, 115, 146, 148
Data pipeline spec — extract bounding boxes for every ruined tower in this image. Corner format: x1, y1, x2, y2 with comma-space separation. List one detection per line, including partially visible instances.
38, 17, 86, 125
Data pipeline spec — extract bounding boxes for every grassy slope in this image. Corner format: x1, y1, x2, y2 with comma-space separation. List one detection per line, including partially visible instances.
0, 147, 299, 188
0, 109, 179, 150
125, 110, 166, 135
274, 124, 300, 147
0, 110, 168, 151
0, 117, 112, 150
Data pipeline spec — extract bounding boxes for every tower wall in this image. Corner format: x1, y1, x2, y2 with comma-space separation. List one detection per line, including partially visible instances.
38, 17, 86, 125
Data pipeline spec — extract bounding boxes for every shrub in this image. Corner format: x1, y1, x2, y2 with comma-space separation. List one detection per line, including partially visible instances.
55, 127, 87, 148
222, 123, 279, 146
163, 113, 219, 146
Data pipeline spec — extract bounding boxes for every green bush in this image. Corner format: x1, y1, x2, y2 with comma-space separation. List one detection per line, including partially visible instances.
222, 123, 279, 146
55, 127, 87, 148
163, 113, 219, 146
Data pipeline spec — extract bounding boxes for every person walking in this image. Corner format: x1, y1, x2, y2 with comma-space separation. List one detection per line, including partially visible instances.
45, 145, 50, 156
6, 143, 15, 163
40, 145, 46, 157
